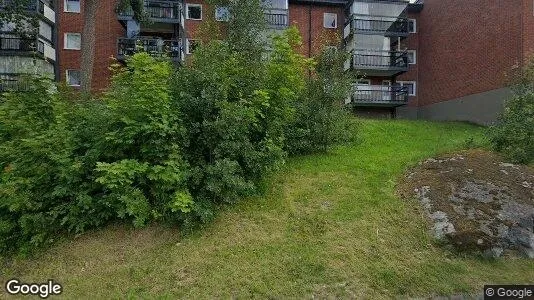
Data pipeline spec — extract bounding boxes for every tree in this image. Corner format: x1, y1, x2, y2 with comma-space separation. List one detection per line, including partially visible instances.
79, 0, 145, 93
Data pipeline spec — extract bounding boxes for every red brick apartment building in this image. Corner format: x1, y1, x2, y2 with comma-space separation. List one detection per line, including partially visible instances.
2, 0, 534, 125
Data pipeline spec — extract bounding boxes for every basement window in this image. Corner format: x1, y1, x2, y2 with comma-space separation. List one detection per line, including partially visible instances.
323, 13, 338, 29
64, 0, 80, 13
66, 70, 81, 86
186, 4, 202, 20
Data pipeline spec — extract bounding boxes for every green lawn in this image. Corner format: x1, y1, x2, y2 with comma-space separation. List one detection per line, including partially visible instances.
2, 119, 533, 299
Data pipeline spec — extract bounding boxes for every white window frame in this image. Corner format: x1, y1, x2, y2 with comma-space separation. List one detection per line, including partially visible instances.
408, 19, 417, 33
64, 33, 81, 50
382, 80, 391, 86
186, 39, 198, 55
323, 13, 338, 29
186, 3, 202, 20
215, 6, 230, 22
357, 79, 371, 85
66, 69, 81, 87
407, 50, 417, 65
64, 0, 81, 13
398, 81, 416, 96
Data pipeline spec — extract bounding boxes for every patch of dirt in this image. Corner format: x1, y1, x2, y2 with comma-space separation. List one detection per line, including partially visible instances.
397, 149, 534, 258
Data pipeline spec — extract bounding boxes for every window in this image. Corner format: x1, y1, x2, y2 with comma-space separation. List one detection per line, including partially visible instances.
186, 4, 202, 20
66, 70, 81, 86
408, 19, 416, 33
407, 50, 416, 64
323, 13, 337, 29
398, 81, 416, 96
357, 79, 370, 85
64, 33, 81, 50
215, 6, 230, 22
186, 39, 199, 54
64, 0, 80, 13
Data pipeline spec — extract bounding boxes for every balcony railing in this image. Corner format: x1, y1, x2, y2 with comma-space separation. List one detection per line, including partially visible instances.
0, 0, 53, 13
351, 85, 409, 105
348, 15, 409, 36
118, 0, 182, 23
0, 77, 31, 92
264, 9, 288, 28
352, 50, 408, 70
0, 36, 44, 55
117, 37, 182, 61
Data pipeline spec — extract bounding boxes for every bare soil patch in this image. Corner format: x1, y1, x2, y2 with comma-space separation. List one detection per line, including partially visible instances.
398, 149, 534, 258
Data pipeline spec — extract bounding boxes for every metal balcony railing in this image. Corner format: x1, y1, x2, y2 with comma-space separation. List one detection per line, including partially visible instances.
118, 0, 182, 22
0, 36, 44, 54
117, 37, 182, 61
348, 15, 409, 36
264, 9, 288, 28
351, 85, 409, 105
352, 50, 408, 70
0, 0, 53, 13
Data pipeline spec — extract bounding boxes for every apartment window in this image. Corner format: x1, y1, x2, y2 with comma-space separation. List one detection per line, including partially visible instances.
66, 70, 81, 86
323, 13, 337, 29
408, 19, 417, 33
398, 81, 416, 96
186, 39, 199, 54
64, 33, 81, 50
186, 4, 202, 20
407, 50, 416, 64
64, 0, 81, 13
215, 6, 230, 22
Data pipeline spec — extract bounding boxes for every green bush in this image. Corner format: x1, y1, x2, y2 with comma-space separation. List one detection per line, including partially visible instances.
489, 92, 534, 164
0, 54, 191, 255
489, 58, 534, 164
0, 1, 360, 255
171, 25, 310, 226
285, 47, 358, 155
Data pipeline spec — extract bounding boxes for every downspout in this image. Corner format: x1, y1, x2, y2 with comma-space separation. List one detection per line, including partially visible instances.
308, 3, 312, 57
53, 0, 60, 82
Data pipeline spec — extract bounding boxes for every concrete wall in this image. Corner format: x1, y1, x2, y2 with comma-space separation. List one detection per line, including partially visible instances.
397, 87, 511, 126
0, 56, 54, 75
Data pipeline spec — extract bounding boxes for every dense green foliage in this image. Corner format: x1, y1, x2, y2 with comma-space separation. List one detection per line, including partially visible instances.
286, 47, 357, 154
489, 59, 534, 164
0, 1, 357, 255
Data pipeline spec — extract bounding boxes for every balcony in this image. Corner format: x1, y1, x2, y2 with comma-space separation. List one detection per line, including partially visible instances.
118, 0, 183, 24
0, 36, 44, 56
0, 75, 31, 92
0, 0, 55, 23
264, 9, 289, 29
117, 37, 182, 62
346, 15, 409, 37
350, 50, 408, 76
350, 85, 409, 107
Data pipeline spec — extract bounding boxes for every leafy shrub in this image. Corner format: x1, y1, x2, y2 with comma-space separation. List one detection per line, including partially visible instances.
172, 24, 310, 225
0, 54, 191, 255
489, 58, 534, 164
489, 93, 534, 164
285, 47, 358, 155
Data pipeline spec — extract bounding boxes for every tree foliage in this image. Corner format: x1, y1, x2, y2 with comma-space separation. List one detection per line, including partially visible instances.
489, 57, 534, 164
0, 0, 359, 255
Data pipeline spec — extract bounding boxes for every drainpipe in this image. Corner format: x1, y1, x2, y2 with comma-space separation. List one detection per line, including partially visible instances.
308, 3, 312, 58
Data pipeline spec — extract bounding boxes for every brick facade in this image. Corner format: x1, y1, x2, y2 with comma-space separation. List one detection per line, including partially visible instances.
415, 0, 523, 107
58, 0, 124, 92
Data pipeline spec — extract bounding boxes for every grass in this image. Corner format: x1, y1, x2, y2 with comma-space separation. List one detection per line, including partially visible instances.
2, 119, 533, 299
